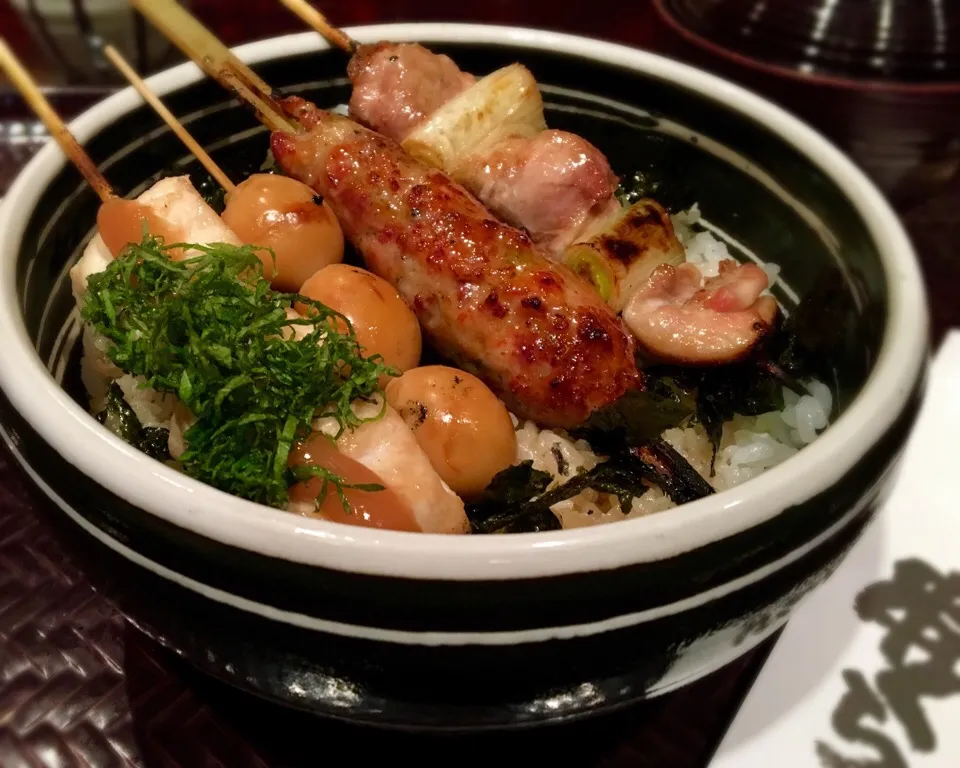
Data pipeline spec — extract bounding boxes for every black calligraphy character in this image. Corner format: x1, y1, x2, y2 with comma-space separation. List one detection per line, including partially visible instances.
815, 558, 960, 766
856, 558, 960, 752
815, 669, 908, 768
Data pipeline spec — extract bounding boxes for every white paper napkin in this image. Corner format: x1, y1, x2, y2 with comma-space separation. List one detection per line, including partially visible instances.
709, 331, 960, 768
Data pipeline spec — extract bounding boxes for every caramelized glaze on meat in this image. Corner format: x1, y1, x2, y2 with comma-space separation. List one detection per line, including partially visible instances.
272, 97, 641, 428
347, 42, 476, 141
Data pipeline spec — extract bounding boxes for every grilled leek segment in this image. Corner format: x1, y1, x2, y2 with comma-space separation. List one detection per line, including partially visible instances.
401, 63, 546, 173
565, 199, 686, 311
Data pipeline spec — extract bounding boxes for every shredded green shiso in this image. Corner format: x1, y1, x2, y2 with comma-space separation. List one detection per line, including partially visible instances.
82, 235, 396, 510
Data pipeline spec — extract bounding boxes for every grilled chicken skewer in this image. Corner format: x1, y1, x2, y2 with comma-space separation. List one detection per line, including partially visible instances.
274, 96, 641, 428
275, 0, 688, 307
129, 0, 643, 429
277, 0, 780, 365
6, 37, 466, 534
278, 1, 618, 242
129, 0, 775, 370
100, 41, 469, 533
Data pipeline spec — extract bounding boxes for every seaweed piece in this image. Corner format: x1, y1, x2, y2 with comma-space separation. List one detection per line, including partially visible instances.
466, 461, 559, 534
613, 135, 699, 213
616, 169, 662, 207
691, 363, 785, 466
466, 444, 715, 535
572, 361, 773, 470
481, 461, 553, 505
471, 506, 562, 535
139, 427, 172, 462
550, 444, 569, 477
583, 355, 793, 476
95, 383, 172, 463
756, 358, 805, 398
630, 441, 715, 504
571, 376, 696, 454
96, 383, 142, 443
535, 460, 649, 519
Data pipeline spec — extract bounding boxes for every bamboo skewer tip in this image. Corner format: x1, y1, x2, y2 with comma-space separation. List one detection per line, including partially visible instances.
275, 0, 358, 54
103, 44, 235, 193
0, 37, 114, 201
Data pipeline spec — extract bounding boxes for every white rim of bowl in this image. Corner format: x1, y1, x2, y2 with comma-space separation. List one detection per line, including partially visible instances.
0, 24, 928, 581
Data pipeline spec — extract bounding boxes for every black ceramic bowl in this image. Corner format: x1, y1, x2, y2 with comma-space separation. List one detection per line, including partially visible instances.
0, 25, 929, 730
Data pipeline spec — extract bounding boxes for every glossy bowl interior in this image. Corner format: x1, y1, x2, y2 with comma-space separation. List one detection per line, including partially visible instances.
0, 26, 927, 580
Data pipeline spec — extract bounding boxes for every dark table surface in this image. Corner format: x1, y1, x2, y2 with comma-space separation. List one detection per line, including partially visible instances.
0, 1, 957, 766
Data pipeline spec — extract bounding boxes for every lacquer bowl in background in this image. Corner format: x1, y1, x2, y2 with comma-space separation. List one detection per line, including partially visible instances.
654, 0, 960, 208
0, 26, 929, 729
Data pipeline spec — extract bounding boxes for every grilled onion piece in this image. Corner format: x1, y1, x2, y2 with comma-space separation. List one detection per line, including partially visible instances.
401, 63, 546, 174
564, 198, 686, 311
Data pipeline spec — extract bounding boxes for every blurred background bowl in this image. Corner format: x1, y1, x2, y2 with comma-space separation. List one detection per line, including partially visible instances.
654, 0, 960, 208
6, 0, 187, 85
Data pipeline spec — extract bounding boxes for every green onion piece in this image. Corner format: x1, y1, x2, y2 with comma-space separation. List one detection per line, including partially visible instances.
566, 247, 615, 304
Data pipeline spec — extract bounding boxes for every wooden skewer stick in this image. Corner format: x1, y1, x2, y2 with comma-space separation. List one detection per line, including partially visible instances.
275, 0, 358, 54
0, 37, 114, 201
104, 45, 236, 193
127, 0, 301, 134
